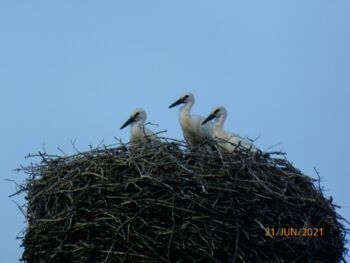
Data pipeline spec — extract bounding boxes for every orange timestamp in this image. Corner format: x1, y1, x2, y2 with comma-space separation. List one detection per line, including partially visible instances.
264, 227, 324, 237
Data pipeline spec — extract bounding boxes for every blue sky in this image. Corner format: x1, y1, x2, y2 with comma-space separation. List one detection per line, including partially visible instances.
0, 1, 349, 261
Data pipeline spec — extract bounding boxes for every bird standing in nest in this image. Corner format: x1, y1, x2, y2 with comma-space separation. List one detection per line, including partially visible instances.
202, 105, 259, 153
169, 92, 213, 146
120, 108, 158, 145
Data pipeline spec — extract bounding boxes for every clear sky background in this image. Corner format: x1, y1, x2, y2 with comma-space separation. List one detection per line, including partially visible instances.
0, 1, 349, 262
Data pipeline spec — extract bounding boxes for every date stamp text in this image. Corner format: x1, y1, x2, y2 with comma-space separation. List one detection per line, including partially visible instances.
264, 227, 324, 237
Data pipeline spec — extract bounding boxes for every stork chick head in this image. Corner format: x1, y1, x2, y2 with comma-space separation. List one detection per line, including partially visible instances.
168, 92, 194, 108
120, 108, 147, 129
202, 105, 226, 125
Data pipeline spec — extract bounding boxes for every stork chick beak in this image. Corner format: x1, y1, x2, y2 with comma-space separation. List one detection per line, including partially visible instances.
201, 113, 216, 125
120, 116, 135, 129
168, 97, 185, 108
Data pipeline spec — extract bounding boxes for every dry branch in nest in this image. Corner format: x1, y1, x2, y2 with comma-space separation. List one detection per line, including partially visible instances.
16, 140, 348, 263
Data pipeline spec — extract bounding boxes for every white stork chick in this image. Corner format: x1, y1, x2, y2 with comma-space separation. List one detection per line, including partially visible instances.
202, 106, 258, 153
120, 108, 158, 145
169, 92, 213, 146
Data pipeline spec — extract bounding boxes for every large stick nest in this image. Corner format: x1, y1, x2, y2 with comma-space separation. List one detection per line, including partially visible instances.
17, 141, 348, 263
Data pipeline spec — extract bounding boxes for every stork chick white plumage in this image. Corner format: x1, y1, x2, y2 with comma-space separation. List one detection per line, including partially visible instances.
202, 106, 258, 153
169, 92, 213, 146
120, 108, 158, 145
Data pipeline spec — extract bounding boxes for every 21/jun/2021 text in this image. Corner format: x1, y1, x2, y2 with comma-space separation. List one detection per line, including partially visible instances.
264, 227, 324, 237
